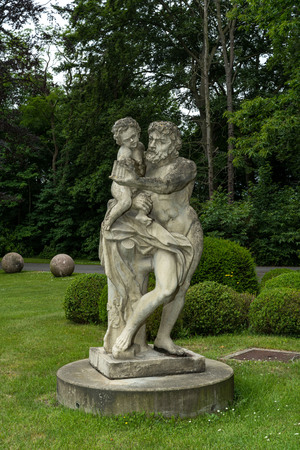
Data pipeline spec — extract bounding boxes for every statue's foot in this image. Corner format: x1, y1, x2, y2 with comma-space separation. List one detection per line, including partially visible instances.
154, 337, 186, 356
112, 343, 140, 360
112, 331, 132, 356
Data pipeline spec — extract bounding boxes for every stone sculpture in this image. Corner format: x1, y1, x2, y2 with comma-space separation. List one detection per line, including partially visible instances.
99, 119, 203, 359
57, 119, 234, 417
102, 117, 151, 231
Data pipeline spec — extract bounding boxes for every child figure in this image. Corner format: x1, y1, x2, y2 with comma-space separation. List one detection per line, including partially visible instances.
103, 117, 152, 231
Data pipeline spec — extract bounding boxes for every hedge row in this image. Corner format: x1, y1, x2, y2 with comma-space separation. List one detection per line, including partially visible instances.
63, 240, 299, 337
249, 271, 300, 336
63, 273, 107, 324
191, 237, 258, 294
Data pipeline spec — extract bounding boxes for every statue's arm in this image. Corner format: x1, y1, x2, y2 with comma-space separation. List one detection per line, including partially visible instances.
111, 159, 197, 194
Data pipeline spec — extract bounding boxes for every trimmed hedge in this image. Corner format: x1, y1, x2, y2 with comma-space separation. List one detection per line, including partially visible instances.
260, 268, 295, 288
146, 305, 163, 341
181, 281, 252, 336
99, 284, 108, 324
249, 288, 300, 336
263, 272, 300, 291
191, 237, 258, 294
64, 274, 107, 324
146, 304, 184, 341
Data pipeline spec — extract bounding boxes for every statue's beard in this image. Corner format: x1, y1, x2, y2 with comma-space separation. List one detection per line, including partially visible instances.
145, 148, 168, 163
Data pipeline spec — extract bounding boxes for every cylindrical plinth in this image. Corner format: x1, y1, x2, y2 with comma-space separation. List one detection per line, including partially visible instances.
57, 358, 233, 418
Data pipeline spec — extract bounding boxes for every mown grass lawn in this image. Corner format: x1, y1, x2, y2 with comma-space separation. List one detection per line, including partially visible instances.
0, 270, 299, 449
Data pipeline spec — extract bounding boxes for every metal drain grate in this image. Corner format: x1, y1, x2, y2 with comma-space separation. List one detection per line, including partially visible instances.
222, 348, 300, 362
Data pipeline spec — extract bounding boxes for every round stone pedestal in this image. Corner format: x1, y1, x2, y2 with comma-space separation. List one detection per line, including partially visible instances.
57, 358, 234, 418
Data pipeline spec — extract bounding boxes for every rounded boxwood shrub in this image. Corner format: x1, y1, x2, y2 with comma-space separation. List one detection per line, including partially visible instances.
260, 268, 295, 288
146, 304, 163, 341
182, 281, 251, 336
146, 304, 184, 341
64, 274, 107, 324
263, 272, 300, 291
249, 288, 300, 336
99, 284, 108, 324
191, 237, 258, 294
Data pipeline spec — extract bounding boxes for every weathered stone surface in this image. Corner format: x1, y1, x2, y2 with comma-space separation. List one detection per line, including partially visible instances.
1, 252, 24, 273
102, 117, 146, 232
89, 346, 205, 379
57, 358, 233, 418
50, 254, 75, 277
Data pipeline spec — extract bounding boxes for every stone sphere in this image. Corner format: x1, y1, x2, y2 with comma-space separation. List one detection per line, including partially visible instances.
50, 254, 75, 277
1, 252, 24, 273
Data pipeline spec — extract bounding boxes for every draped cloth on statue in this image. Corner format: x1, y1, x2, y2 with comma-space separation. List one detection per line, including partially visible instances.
99, 206, 194, 348
100, 209, 194, 299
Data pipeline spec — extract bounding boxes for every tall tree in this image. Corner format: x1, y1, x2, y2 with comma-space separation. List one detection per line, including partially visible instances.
203, 0, 214, 198
229, 0, 300, 186
23, 0, 181, 257
215, 0, 236, 201
0, 0, 47, 254
0, 0, 44, 111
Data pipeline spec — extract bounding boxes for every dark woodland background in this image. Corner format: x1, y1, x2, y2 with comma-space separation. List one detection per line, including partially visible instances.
0, 0, 299, 264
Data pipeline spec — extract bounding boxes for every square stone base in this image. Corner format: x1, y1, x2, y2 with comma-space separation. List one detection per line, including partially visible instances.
89, 346, 205, 379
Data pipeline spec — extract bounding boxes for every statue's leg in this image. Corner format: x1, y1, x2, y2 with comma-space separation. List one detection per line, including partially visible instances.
112, 250, 178, 354
154, 222, 203, 355
153, 283, 188, 355
102, 193, 131, 231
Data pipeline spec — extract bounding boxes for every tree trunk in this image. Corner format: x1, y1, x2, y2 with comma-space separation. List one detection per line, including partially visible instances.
160, 0, 219, 200
216, 0, 236, 202
50, 113, 59, 182
204, 0, 214, 199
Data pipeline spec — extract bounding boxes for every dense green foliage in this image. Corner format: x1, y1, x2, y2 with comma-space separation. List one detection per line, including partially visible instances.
199, 181, 300, 266
63, 273, 107, 323
230, 0, 299, 179
249, 288, 300, 336
0, 1, 299, 265
191, 237, 258, 294
263, 272, 300, 291
182, 281, 251, 336
260, 268, 295, 288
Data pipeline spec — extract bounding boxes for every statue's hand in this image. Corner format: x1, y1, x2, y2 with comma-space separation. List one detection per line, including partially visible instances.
132, 193, 152, 214
109, 160, 137, 186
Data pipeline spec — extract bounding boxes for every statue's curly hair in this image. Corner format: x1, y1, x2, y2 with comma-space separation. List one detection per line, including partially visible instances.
111, 117, 141, 145
148, 121, 181, 155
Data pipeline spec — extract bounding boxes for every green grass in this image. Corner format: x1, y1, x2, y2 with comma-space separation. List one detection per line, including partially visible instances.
0, 270, 299, 449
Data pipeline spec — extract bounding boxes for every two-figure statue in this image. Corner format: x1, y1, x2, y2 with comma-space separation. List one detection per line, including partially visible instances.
99, 118, 203, 360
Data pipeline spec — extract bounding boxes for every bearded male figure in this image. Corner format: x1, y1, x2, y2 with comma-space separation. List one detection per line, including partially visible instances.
100, 121, 203, 358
